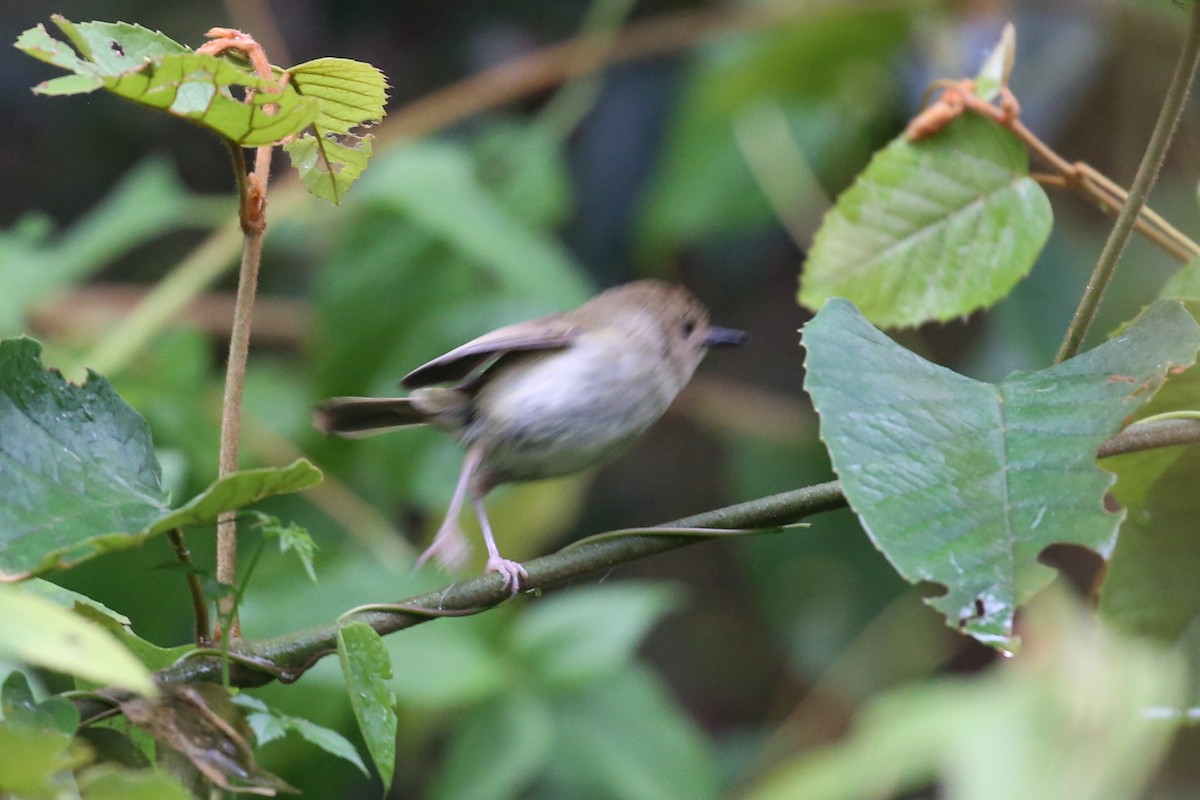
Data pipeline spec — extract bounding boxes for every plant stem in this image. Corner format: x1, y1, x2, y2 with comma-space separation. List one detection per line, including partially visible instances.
1055, 3, 1200, 363
216, 143, 271, 637
166, 528, 210, 647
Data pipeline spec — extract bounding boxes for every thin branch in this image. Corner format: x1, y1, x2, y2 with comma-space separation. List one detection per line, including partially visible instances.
1055, 2, 1200, 362
166, 528, 211, 647
1096, 418, 1200, 459
69, 410, 1200, 723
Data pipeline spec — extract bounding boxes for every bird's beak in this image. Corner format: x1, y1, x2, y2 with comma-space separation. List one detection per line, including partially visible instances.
705, 326, 748, 347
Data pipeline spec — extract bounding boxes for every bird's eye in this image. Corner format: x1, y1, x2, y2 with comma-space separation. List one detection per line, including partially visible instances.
682, 319, 696, 337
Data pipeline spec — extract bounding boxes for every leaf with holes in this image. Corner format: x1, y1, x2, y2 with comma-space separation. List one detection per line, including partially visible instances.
283, 58, 388, 204
15, 16, 317, 146
0, 338, 322, 579
802, 299, 1200, 651
799, 113, 1051, 328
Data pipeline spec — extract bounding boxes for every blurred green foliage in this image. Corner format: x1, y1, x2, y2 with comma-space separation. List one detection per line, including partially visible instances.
3, 1, 1200, 798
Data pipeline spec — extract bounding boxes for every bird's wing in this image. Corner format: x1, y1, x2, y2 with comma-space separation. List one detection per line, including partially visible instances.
401, 316, 580, 388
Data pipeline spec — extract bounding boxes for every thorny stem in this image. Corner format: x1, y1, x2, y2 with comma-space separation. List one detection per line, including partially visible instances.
166, 528, 211, 647
1055, 2, 1200, 362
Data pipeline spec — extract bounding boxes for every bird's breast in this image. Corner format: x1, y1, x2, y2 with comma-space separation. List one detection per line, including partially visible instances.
466, 337, 674, 482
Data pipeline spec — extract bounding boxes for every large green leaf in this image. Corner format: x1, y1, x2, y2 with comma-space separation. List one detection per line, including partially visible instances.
799, 113, 1052, 327
0, 585, 156, 695
15, 17, 317, 146
0, 338, 322, 579
337, 622, 396, 790
802, 299, 1200, 650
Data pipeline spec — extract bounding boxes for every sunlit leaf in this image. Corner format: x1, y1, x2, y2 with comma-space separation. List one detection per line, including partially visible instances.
283, 58, 388, 204
802, 299, 1200, 650
15, 17, 317, 146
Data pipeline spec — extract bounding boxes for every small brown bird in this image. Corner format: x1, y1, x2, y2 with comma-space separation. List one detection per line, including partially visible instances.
314, 280, 745, 592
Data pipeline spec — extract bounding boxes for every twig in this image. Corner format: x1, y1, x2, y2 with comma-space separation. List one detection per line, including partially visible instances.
909, 81, 1200, 271
1056, 2, 1200, 362
166, 528, 211, 647
201, 28, 282, 638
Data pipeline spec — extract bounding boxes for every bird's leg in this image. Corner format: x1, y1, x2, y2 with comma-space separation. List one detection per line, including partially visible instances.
414, 446, 482, 572
472, 488, 527, 595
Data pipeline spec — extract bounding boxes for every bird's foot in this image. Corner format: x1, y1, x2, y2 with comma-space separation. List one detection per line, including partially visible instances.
415, 517, 471, 572
486, 557, 528, 595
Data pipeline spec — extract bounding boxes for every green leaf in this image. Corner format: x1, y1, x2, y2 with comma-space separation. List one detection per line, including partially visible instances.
387, 624, 507, 708
546, 668, 718, 800
249, 512, 319, 582
0, 585, 156, 695
357, 141, 592, 307
745, 595, 1182, 800
802, 298, 1200, 650
973, 23, 1016, 102
1099, 288, 1200, 651
284, 58, 388, 204
72, 604, 192, 672
149, 460, 323, 534
78, 765, 193, 800
2, 671, 80, 735
233, 694, 368, 775
0, 721, 87, 799
511, 584, 679, 686
799, 113, 1053, 327
15, 17, 317, 146
337, 622, 396, 789
430, 691, 552, 800
0, 337, 322, 579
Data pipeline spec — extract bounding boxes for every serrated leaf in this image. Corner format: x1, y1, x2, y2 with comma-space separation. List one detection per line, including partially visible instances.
337, 622, 396, 790
15, 18, 317, 146
0, 585, 156, 695
799, 113, 1052, 327
287, 58, 387, 133
802, 299, 1200, 650
282, 57, 387, 204
283, 132, 373, 205
0, 338, 322, 579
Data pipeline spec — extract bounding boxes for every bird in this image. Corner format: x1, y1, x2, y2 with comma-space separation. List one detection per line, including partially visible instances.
313, 280, 746, 592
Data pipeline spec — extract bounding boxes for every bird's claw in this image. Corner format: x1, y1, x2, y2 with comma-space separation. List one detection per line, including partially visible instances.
486, 557, 528, 595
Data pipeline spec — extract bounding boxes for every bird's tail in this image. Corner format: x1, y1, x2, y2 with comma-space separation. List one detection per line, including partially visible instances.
313, 396, 434, 438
